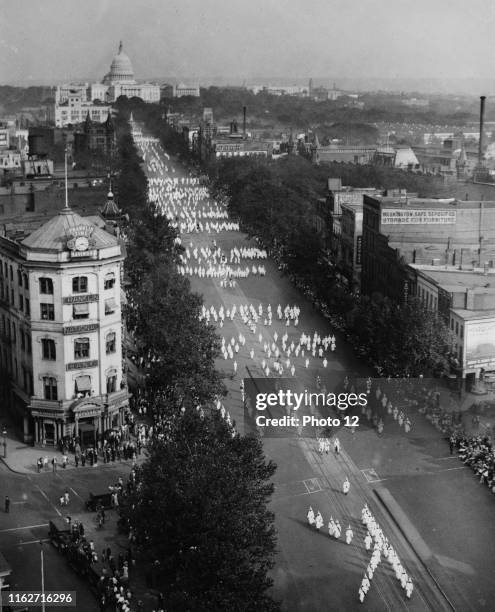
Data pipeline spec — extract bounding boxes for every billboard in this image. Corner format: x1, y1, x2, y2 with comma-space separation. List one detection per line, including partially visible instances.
465, 320, 495, 367
381, 209, 456, 225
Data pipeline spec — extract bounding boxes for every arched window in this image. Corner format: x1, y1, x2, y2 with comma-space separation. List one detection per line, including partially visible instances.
43, 376, 57, 400
106, 332, 116, 354
72, 276, 88, 293
106, 370, 117, 393
104, 272, 115, 290
41, 338, 56, 360
74, 337, 90, 360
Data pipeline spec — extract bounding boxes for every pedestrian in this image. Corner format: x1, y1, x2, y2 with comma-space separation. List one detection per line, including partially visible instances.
449, 435, 455, 455
43, 456, 49, 471
307, 506, 315, 526
52, 457, 57, 472
342, 477, 350, 495
358, 587, 365, 603
75, 454, 79, 467
64, 490, 70, 505
328, 517, 335, 537
4, 496, 10, 513
334, 437, 341, 454
37, 457, 43, 473
345, 525, 354, 544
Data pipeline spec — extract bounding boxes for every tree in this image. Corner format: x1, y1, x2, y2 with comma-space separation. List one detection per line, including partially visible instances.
123, 410, 279, 611
126, 260, 224, 408
346, 297, 453, 377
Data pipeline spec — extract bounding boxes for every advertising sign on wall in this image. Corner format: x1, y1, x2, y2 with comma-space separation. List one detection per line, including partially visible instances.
381, 209, 456, 224
465, 320, 495, 367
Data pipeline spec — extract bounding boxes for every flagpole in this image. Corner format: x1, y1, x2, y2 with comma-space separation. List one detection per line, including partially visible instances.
64, 148, 69, 209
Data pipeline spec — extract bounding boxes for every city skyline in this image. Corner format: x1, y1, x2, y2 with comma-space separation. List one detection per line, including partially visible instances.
2, 0, 495, 92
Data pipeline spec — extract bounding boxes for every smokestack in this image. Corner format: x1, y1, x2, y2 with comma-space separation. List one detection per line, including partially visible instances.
479, 96, 486, 166
243, 106, 247, 137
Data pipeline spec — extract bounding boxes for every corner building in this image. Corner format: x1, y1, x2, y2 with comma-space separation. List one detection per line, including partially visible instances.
0, 206, 128, 445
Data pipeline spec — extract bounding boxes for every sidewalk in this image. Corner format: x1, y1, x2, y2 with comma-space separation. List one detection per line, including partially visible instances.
0, 414, 145, 474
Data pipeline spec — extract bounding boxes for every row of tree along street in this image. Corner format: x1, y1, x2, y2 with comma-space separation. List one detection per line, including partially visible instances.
116, 97, 454, 379
113, 109, 280, 611
208, 155, 453, 378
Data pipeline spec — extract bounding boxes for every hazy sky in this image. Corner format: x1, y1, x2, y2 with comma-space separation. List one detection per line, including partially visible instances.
2, 0, 495, 84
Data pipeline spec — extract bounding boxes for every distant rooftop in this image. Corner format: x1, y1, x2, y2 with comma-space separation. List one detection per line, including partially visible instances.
368, 196, 495, 209
451, 308, 495, 321
412, 266, 495, 293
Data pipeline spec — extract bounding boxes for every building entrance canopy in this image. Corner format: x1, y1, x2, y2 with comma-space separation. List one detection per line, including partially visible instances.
72, 402, 102, 419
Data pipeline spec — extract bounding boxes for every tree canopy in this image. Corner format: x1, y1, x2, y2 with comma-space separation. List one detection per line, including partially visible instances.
122, 410, 279, 611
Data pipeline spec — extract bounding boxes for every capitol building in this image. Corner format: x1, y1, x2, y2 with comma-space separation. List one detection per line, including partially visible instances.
55, 42, 160, 127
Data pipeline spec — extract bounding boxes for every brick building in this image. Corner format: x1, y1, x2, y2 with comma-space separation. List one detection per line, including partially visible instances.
361, 195, 495, 301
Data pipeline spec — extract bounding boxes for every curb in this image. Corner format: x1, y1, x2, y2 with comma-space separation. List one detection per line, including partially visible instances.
0, 455, 146, 476
373, 487, 456, 611
0, 455, 24, 475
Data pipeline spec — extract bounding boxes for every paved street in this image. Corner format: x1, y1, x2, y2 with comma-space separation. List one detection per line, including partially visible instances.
0, 460, 136, 611
136, 125, 495, 611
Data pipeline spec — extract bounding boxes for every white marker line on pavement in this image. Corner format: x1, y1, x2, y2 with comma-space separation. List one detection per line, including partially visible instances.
437, 466, 468, 472
35, 485, 62, 516
18, 538, 50, 546
11, 501, 27, 505
70, 487, 83, 500
0, 523, 49, 533
272, 490, 318, 502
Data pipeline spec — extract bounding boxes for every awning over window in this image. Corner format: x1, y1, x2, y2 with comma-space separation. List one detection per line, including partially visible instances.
105, 272, 115, 281
73, 303, 89, 315
75, 375, 91, 392
105, 298, 117, 313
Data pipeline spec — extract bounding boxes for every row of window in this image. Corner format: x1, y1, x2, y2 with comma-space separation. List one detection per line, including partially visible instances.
39, 274, 116, 295
1, 316, 32, 353
0, 262, 29, 289
40, 298, 117, 321
42, 373, 118, 400
0, 280, 30, 315
450, 319, 464, 338
0, 349, 33, 395
41, 333, 116, 361
419, 287, 438, 311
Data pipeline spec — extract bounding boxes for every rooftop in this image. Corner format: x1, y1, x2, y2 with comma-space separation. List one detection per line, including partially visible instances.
21, 207, 118, 252
451, 308, 495, 321
367, 196, 495, 209
412, 266, 495, 293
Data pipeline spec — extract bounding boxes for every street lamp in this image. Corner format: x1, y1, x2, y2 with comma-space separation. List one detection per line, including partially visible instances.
40, 540, 46, 612
2, 426, 6, 458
